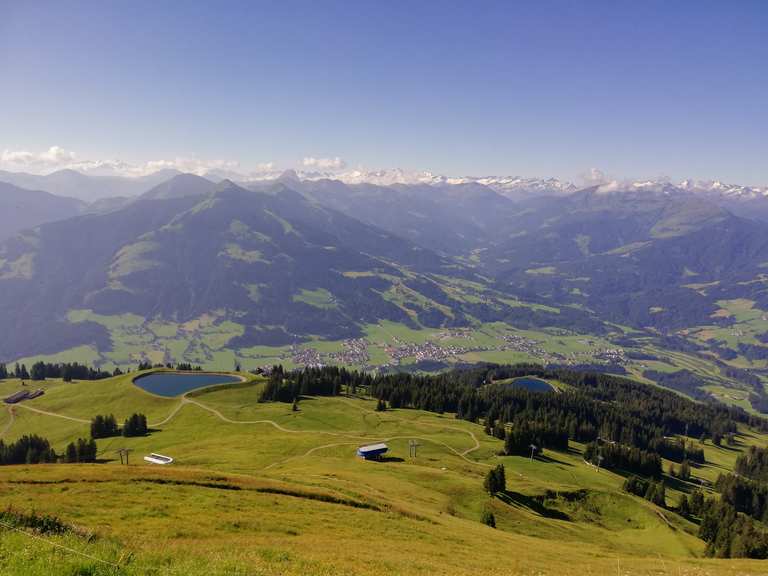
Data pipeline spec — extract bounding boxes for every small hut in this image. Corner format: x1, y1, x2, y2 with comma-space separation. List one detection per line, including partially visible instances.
356, 443, 388, 460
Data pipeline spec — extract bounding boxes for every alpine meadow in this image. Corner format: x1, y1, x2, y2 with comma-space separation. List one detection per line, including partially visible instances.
2, 2, 768, 575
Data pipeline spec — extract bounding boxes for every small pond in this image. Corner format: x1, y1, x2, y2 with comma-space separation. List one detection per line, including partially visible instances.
509, 377, 554, 393
133, 372, 242, 397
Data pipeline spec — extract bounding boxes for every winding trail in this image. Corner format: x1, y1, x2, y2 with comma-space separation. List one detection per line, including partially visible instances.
10, 397, 188, 429
262, 433, 490, 472
15, 404, 90, 423
11, 391, 489, 470
183, 397, 316, 434
171, 396, 488, 469
149, 399, 189, 428
337, 397, 482, 457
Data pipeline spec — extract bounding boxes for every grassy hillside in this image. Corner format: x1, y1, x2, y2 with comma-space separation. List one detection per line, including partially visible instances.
1, 373, 767, 574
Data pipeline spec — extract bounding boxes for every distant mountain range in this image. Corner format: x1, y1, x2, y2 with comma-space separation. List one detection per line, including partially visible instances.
0, 168, 182, 202
2, 166, 766, 203
0, 181, 85, 241
1, 175, 572, 361
3, 167, 768, 405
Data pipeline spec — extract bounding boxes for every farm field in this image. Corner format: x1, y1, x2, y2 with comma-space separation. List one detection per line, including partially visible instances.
1, 372, 768, 575
13, 312, 766, 414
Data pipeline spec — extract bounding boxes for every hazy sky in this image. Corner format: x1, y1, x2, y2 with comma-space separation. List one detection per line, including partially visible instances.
1, 1, 766, 184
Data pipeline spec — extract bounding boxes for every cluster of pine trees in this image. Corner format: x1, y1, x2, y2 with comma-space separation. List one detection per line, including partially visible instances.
650, 437, 705, 464
258, 366, 296, 402
584, 441, 662, 477
501, 420, 567, 456
669, 459, 692, 481
123, 413, 148, 437
28, 361, 113, 381
0, 362, 115, 382
717, 473, 768, 521
697, 496, 768, 558
0, 435, 98, 466
0, 435, 57, 464
483, 464, 506, 495
622, 475, 666, 507
90, 413, 148, 438
138, 361, 202, 371
259, 366, 362, 402
64, 438, 98, 463
735, 445, 768, 482
91, 415, 119, 439
0, 363, 28, 379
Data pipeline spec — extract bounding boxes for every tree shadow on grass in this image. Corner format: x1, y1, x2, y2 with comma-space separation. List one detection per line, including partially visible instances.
376, 456, 405, 463
496, 490, 571, 521
536, 453, 573, 467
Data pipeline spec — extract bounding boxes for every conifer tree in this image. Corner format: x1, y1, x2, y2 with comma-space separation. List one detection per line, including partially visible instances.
679, 459, 691, 481
65, 442, 78, 463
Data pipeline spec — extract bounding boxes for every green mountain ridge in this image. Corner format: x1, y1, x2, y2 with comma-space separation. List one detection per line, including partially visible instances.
4, 174, 768, 412
2, 178, 590, 365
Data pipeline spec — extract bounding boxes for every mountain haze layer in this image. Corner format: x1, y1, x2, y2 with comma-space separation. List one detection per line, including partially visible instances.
3, 168, 768, 412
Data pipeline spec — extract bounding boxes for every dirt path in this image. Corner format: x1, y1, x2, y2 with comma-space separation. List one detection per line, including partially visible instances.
262, 433, 490, 472
150, 399, 189, 427
14, 399, 187, 430
183, 397, 326, 434
337, 397, 482, 457
12, 393, 489, 471
181, 395, 489, 470
261, 441, 360, 471
0, 406, 16, 438
183, 397, 372, 439
15, 404, 90, 423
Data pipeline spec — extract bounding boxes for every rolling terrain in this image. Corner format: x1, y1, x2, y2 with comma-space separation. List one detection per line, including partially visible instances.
3, 170, 768, 413
1, 369, 767, 575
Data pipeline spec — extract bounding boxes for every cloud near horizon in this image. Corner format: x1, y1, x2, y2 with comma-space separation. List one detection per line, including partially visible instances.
302, 156, 347, 170
0, 146, 275, 179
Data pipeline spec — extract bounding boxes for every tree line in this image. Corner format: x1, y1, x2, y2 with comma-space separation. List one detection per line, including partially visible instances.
257, 363, 763, 472
695, 492, 768, 558
0, 434, 97, 465
585, 441, 662, 477
715, 473, 768, 523
0, 362, 113, 382
687, 446, 768, 559
622, 475, 667, 507
137, 361, 203, 371
735, 445, 768, 482
91, 413, 148, 438
0, 435, 57, 464
64, 438, 98, 463
259, 366, 365, 403
0, 360, 208, 382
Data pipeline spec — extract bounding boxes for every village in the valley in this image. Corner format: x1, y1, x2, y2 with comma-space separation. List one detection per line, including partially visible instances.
278, 328, 627, 372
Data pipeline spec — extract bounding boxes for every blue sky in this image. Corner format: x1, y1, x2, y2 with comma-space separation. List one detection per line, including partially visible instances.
1, 0, 766, 184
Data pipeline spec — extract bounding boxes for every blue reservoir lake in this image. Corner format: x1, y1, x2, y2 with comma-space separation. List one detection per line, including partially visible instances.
133, 372, 243, 397
509, 377, 554, 392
